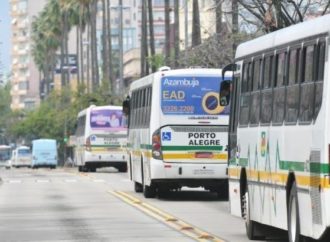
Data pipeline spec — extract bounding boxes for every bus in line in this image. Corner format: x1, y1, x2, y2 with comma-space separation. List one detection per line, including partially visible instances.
123, 67, 231, 198
75, 105, 128, 172
32, 139, 57, 169
220, 14, 330, 242
12, 145, 32, 168
0, 145, 12, 169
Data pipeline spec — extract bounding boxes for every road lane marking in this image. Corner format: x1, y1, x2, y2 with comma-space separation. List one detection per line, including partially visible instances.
93, 179, 105, 183
109, 190, 226, 242
64, 179, 77, 183
36, 179, 50, 183
8, 180, 22, 183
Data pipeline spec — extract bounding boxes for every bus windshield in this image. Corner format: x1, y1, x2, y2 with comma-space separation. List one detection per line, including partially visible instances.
18, 148, 31, 156
90, 109, 127, 131
0, 147, 11, 161
160, 75, 230, 116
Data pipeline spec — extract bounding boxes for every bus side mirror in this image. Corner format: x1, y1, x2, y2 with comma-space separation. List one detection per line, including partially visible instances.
122, 96, 130, 116
219, 81, 231, 106
219, 64, 236, 106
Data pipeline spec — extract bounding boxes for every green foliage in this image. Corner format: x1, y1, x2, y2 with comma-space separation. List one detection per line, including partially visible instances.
147, 54, 165, 71
0, 83, 14, 144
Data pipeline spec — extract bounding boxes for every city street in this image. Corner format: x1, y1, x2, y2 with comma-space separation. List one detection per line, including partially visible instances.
0, 167, 287, 242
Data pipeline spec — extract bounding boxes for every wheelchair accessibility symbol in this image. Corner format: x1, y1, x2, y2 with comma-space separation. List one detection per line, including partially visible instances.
162, 132, 172, 141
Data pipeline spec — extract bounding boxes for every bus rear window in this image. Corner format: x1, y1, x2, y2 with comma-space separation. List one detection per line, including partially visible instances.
90, 109, 127, 130
161, 76, 230, 115
18, 149, 30, 155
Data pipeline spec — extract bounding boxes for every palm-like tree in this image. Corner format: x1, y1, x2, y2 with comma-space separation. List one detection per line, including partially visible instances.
191, 0, 201, 47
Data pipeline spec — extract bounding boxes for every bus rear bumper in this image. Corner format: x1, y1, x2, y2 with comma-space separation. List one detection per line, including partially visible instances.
150, 159, 227, 179
85, 152, 127, 163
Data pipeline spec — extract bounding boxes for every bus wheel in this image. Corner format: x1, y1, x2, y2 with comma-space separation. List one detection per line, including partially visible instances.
243, 187, 261, 240
118, 164, 127, 173
143, 184, 156, 198
288, 181, 301, 242
134, 182, 143, 193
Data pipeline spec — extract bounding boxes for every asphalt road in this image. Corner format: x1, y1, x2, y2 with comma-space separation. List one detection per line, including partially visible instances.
0, 167, 288, 242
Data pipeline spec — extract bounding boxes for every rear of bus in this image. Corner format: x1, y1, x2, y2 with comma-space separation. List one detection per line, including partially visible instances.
32, 139, 57, 169
83, 106, 128, 172
151, 69, 230, 197
14, 146, 32, 168
0, 145, 11, 169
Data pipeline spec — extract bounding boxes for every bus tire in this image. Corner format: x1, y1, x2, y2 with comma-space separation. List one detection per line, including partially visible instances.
134, 182, 143, 193
118, 164, 127, 173
243, 186, 262, 240
143, 184, 156, 198
288, 181, 301, 242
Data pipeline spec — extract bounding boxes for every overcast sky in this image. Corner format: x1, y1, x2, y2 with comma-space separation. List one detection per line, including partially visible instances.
0, 0, 11, 76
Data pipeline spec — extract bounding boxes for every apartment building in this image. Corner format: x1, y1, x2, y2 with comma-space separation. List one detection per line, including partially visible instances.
10, 0, 47, 110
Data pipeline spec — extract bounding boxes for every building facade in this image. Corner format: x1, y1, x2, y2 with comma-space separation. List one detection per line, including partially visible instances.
10, 0, 48, 110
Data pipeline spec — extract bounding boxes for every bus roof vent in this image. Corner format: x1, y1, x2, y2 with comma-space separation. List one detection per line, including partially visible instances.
158, 66, 171, 72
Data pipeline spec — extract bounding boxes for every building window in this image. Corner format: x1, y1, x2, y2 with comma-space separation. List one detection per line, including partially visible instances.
18, 81, 29, 90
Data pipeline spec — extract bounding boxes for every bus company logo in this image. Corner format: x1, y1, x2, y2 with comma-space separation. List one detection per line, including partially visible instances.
162, 132, 172, 141
163, 78, 199, 88
90, 135, 97, 142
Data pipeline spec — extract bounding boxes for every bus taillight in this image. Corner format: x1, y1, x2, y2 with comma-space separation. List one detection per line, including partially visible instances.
152, 129, 163, 160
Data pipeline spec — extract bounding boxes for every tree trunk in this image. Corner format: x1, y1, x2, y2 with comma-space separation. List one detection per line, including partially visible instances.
140, 0, 147, 77
106, 0, 113, 93
148, 0, 156, 73
87, 23, 91, 93
165, 0, 171, 65
192, 0, 201, 47
101, 0, 109, 84
232, 0, 238, 59
64, 12, 70, 87
76, 25, 80, 85
215, 0, 222, 34
174, 0, 180, 67
90, 0, 99, 92
79, 5, 85, 87
60, 20, 65, 88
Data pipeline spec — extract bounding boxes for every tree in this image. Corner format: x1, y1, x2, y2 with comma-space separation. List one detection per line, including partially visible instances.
237, 0, 330, 33
232, 0, 239, 56
215, 0, 223, 34
148, 0, 156, 73
164, 0, 171, 65
140, 0, 148, 77
191, 0, 201, 47
174, 0, 180, 67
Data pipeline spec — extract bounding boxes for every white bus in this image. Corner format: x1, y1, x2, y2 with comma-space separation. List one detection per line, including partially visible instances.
0, 145, 12, 169
123, 67, 231, 198
220, 14, 330, 242
75, 105, 128, 172
12, 145, 32, 168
